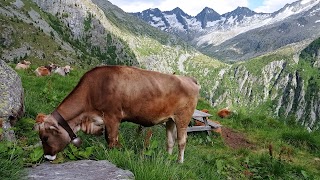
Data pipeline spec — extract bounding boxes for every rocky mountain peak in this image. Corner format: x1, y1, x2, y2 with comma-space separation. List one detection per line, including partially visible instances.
162, 7, 191, 30
195, 7, 220, 28
136, 8, 164, 20
145, 8, 162, 15
171, 7, 189, 16
222, 6, 256, 19
163, 7, 192, 19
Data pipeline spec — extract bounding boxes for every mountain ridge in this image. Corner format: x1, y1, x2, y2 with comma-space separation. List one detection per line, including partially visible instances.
131, 0, 320, 61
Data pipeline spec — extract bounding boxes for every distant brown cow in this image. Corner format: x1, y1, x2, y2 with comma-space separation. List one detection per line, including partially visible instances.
15, 60, 31, 70
34, 66, 51, 76
217, 108, 232, 118
35, 65, 200, 163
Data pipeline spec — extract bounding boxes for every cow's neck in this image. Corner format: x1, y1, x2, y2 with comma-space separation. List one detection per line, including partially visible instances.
54, 85, 102, 135
56, 89, 86, 122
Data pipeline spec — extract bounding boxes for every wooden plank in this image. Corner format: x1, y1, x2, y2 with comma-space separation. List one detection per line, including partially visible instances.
192, 117, 222, 128
187, 126, 212, 132
192, 109, 212, 117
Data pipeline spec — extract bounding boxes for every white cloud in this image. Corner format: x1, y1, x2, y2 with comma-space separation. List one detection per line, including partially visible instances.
254, 0, 298, 13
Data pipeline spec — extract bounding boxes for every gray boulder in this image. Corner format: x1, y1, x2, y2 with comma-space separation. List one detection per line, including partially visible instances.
0, 59, 24, 141
27, 160, 135, 180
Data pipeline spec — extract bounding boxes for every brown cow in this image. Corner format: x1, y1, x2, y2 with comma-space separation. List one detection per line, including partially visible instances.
35, 65, 200, 163
217, 108, 232, 118
34, 63, 60, 76
15, 60, 31, 70
34, 66, 51, 76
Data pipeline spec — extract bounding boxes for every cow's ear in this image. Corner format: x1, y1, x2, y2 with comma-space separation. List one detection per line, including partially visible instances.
35, 113, 46, 124
34, 113, 46, 131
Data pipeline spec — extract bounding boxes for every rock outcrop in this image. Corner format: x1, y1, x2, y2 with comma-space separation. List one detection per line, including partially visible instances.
0, 60, 24, 141
27, 160, 135, 180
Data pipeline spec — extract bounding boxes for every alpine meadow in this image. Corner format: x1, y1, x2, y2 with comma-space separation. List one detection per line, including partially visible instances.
1, 0, 320, 179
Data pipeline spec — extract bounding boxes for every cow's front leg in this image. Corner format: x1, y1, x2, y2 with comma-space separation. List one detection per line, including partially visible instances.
104, 125, 109, 144
105, 121, 121, 148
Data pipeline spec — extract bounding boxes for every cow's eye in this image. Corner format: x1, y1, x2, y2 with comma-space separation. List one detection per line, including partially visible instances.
41, 136, 48, 142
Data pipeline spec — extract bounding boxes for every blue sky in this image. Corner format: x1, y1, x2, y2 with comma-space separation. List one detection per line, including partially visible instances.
108, 0, 299, 16
249, 0, 264, 10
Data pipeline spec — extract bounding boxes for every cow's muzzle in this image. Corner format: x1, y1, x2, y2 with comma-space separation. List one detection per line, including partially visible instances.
44, 154, 56, 161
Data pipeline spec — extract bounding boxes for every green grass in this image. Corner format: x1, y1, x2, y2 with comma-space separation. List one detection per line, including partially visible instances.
0, 141, 26, 180
1, 67, 320, 180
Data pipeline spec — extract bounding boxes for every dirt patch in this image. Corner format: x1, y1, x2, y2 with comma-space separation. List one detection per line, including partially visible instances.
221, 127, 254, 149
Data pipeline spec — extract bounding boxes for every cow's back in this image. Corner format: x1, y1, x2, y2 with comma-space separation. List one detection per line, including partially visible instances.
73, 66, 200, 125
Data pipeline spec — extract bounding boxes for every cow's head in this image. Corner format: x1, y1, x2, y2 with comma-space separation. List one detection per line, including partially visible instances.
63, 65, 72, 75
21, 60, 31, 65
34, 113, 71, 161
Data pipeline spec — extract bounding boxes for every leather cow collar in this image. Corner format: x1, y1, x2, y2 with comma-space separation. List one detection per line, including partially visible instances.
52, 110, 82, 147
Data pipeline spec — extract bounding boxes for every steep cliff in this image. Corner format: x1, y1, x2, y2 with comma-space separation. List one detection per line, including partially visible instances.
203, 40, 320, 131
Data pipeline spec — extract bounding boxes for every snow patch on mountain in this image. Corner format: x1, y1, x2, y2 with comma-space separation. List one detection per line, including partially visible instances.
310, 8, 320, 16
165, 14, 185, 31
150, 16, 166, 30
196, 14, 271, 46
195, 0, 320, 47
184, 17, 202, 30
206, 20, 220, 28
275, 0, 319, 20
302, 0, 313, 4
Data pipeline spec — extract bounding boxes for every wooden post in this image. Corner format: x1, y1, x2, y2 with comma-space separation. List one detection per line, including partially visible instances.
203, 117, 212, 136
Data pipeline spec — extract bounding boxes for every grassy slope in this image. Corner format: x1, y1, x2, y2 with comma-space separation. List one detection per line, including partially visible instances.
1, 67, 319, 180
0, 1, 320, 179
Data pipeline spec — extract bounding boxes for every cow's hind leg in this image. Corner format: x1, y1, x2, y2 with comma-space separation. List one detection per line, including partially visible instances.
176, 126, 187, 163
166, 119, 177, 155
175, 114, 192, 163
